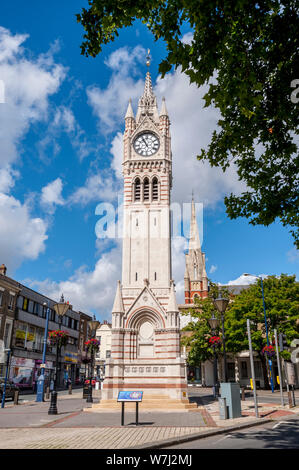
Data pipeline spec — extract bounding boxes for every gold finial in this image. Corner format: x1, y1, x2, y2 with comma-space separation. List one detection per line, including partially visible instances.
146, 49, 151, 67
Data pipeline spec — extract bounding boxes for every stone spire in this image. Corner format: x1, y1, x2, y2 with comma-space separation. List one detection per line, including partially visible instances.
159, 97, 168, 117
125, 98, 134, 119
136, 57, 159, 123
189, 197, 201, 251
167, 280, 179, 313
112, 280, 125, 314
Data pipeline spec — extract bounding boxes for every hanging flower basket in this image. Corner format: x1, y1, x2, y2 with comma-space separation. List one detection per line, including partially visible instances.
48, 330, 69, 347
262, 345, 276, 358
208, 336, 221, 346
85, 338, 100, 353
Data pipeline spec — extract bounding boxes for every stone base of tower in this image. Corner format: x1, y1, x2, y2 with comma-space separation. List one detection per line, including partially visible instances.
85, 357, 198, 412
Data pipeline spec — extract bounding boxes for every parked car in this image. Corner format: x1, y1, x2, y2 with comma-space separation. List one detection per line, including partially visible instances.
0, 377, 19, 401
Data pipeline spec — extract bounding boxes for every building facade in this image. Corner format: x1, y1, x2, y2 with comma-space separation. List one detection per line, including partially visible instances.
0, 264, 92, 388
95, 321, 112, 378
0, 264, 21, 376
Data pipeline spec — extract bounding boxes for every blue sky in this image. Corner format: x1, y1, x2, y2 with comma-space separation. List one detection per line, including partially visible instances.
0, 1, 298, 320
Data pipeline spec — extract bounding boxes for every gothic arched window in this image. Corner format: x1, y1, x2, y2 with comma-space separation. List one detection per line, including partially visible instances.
143, 178, 149, 201
134, 178, 141, 201
152, 177, 159, 201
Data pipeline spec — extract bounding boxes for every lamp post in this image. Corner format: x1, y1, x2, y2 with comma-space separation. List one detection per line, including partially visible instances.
86, 316, 100, 404
48, 294, 70, 415
213, 296, 229, 383
208, 313, 220, 398
36, 301, 50, 402
243, 273, 274, 393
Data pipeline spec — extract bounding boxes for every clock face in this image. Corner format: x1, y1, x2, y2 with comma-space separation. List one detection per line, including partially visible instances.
133, 132, 160, 156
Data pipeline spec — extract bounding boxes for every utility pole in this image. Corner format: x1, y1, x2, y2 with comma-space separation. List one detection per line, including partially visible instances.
247, 319, 259, 418
274, 329, 284, 406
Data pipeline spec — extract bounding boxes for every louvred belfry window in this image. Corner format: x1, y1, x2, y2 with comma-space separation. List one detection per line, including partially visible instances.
134, 178, 141, 201
143, 178, 149, 201
152, 177, 158, 201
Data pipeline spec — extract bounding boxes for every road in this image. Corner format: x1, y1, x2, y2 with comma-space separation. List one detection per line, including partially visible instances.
164, 416, 299, 449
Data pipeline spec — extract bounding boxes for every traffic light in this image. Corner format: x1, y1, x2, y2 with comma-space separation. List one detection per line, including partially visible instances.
279, 333, 288, 351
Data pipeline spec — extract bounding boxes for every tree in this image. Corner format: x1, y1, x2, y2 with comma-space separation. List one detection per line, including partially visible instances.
77, 1, 299, 247
181, 282, 229, 369
225, 274, 299, 388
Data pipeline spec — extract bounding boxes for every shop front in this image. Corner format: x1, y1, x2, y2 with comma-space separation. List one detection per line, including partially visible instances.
10, 357, 35, 391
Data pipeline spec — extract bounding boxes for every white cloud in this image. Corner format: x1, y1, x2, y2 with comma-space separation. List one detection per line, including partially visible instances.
0, 165, 19, 193
0, 27, 66, 168
0, 193, 48, 271
225, 274, 268, 285
87, 46, 146, 133
41, 178, 65, 214
209, 264, 218, 274
287, 248, 299, 263
68, 171, 121, 206
25, 241, 122, 318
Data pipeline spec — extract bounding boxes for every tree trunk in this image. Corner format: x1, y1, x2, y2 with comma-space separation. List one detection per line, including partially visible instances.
259, 353, 270, 390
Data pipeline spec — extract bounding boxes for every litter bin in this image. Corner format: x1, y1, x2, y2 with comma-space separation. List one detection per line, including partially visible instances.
218, 397, 228, 420
220, 382, 242, 419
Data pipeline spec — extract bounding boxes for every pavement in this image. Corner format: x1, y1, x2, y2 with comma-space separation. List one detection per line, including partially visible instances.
0, 387, 298, 449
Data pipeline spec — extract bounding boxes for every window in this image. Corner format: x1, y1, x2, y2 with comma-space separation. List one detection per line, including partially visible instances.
134, 178, 141, 201
4, 321, 12, 348
227, 363, 235, 380
8, 294, 15, 310
38, 304, 44, 317
152, 177, 158, 201
135, 272, 138, 281
106, 350, 111, 358
254, 361, 262, 378
22, 297, 29, 311
0, 291, 3, 307
241, 361, 248, 379
17, 296, 23, 309
143, 178, 149, 201
33, 302, 39, 315
154, 272, 157, 281
28, 300, 34, 313
73, 320, 78, 331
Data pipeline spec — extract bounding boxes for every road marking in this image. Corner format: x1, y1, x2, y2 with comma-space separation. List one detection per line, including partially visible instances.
272, 421, 291, 429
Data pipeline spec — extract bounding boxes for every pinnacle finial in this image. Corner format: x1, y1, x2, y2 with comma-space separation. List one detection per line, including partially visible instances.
146, 49, 151, 67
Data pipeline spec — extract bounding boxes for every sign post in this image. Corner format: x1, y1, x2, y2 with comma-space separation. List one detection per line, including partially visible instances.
117, 391, 143, 426
274, 329, 284, 407
247, 319, 259, 418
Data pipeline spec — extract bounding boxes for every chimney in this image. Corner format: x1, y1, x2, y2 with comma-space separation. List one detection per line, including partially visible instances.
0, 264, 7, 276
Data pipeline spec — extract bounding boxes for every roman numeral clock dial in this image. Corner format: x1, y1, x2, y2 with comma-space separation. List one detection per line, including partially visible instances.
133, 132, 160, 156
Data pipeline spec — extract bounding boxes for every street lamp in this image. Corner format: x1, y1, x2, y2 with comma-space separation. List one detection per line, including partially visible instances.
48, 294, 70, 415
213, 295, 229, 383
36, 301, 50, 402
243, 273, 274, 393
86, 316, 100, 403
208, 313, 220, 398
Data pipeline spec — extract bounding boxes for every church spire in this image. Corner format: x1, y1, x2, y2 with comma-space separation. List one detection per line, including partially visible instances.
136, 50, 159, 123
189, 197, 201, 251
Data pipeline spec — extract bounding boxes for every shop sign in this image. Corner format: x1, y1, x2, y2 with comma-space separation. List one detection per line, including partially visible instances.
64, 352, 78, 363
11, 357, 35, 368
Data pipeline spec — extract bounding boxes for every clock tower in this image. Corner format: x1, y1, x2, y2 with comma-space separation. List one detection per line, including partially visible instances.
94, 64, 195, 411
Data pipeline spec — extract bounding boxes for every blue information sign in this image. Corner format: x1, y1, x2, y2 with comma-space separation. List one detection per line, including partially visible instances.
117, 391, 143, 402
